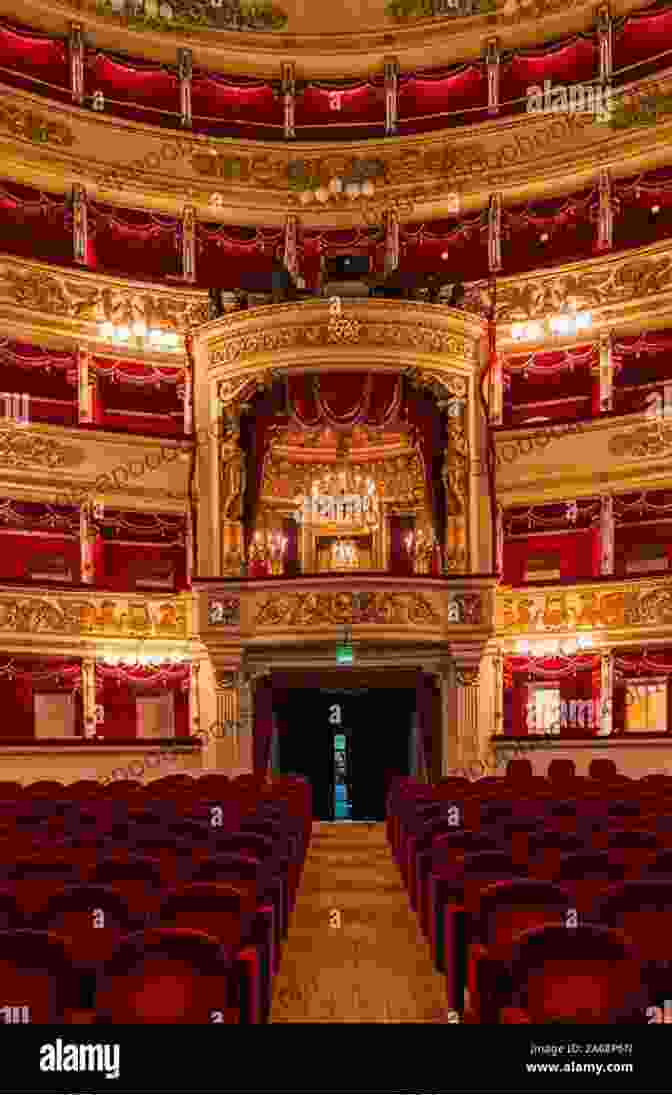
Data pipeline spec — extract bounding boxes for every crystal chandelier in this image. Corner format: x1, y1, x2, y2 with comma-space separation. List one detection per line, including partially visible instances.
293, 435, 380, 529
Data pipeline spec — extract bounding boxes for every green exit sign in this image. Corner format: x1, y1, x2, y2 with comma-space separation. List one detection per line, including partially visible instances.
336, 644, 354, 665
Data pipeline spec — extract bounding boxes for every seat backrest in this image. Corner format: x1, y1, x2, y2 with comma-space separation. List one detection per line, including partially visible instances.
0, 929, 80, 1021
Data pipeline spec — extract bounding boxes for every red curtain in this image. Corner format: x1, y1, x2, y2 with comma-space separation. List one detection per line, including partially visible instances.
0, 341, 78, 426
100, 541, 186, 592
399, 214, 489, 282
0, 180, 73, 267
398, 65, 488, 132
286, 372, 401, 428
0, 675, 32, 738
504, 530, 600, 584
0, 531, 79, 582
96, 664, 189, 740
295, 81, 384, 140
502, 189, 598, 274
613, 2, 672, 86
191, 72, 281, 139
298, 227, 382, 289
0, 20, 69, 101
253, 675, 274, 775
95, 360, 183, 437
84, 51, 180, 128
499, 36, 598, 115
87, 202, 180, 281
195, 224, 280, 289
614, 521, 672, 575
0, 657, 81, 740
612, 167, 672, 251
389, 515, 415, 576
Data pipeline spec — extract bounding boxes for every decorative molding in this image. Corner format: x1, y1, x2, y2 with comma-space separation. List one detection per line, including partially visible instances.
0, 429, 84, 470
455, 665, 480, 686
254, 589, 441, 627
0, 101, 73, 148
448, 592, 482, 625
0, 589, 189, 638
608, 420, 672, 460
94, 0, 288, 32
498, 577, 672, 636
0, 257, 208, 331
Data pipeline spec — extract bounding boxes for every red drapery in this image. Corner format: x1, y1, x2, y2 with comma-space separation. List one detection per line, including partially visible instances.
0, 657, 81, 739
399, 214, 489, 282
613, 2, 672, 86
286, 373, 402, 429
94, 358, 184, 436
501, 189, 599, 274
0, 530, 79, 582
503, 529, 600, 584
95, 662, 190, 739
191, 72, 281, 139
505, 654, 600, 735
295, 80, 385, 140
87, 202, 180, 281
0, 20, 69, 101
84, 51, 180, 128
0, 180, 73, 267
499, 36, 598, 114
298, 227, 382, 290
96, 509, 187, 592
195, 224, 281, 289
398, 64, 488, 133
614, 520, 672, 575
612, 166, 672, 251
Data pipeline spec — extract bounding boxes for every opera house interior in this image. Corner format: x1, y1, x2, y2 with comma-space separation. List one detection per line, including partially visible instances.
3, 0, 672, 1037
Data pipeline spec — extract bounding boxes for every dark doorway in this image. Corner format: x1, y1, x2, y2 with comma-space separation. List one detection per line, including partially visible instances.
274, 682, 414, 821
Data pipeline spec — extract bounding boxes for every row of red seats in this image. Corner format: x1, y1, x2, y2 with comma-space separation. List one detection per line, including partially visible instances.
0, 772, 312, 1023
387, 760, 672, 1022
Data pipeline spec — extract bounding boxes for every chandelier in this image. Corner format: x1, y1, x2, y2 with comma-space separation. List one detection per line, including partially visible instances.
511, 311, 592, 342
293, 435, 380, 529
332, 539, 358, 569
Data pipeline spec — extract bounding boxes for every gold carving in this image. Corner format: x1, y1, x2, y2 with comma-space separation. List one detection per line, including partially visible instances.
0, 102, 73, 147
0, 262, 208, 328
608, 421, 672, 460
0, 592, 187, 637
497, 579, 672, 635
455, 666, 480, 687
0, 429, 83, 470
210, 320, 472, 367
254, 590, 440, 628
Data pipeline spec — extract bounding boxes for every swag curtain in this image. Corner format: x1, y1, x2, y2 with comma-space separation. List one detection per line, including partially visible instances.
0, 20, 69, 100
95, 358, 184, 436
95, 662, 190, 740
87, 203, 180, 281
0, 340, 78, 427
398, 64, 488, 133
298, 228, 382, 291
612, 167, 672, 251
195, 224, 281, 289
0, 658, 82, 740
613, 2, 672, 86
0, 181, 73, 267
499, 36, 598, 115
501, 189, 599, 274
505, 654, 600, 735
84, 51, 180, 128
295, 80, 385, 139
191, 72, 281, 138
398, 214, 489, 282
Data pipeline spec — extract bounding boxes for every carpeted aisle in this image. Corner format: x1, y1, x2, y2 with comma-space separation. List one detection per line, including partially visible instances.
270, 821, 450, 1022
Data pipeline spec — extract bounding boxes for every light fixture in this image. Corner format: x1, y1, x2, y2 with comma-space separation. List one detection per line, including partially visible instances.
96, 322, 182, 354
293, 434, 380, 531
299, 172, 376, 208
511, 312, 592, 341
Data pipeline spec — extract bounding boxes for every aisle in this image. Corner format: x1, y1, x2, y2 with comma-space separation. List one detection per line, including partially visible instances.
270, 821, 450, 1022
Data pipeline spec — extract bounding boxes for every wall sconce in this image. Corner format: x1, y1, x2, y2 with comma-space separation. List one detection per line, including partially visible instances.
511, 312, 592, 341
97, 322, 183, 353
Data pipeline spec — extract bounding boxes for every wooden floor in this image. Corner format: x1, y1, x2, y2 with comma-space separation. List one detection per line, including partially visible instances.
270, 821, 451, 1023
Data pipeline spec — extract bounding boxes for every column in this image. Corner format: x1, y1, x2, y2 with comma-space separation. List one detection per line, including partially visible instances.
486, 38, 500, 116
490, 331, 503, 425
597, 5, 613, 88
599, 651, 613, 736
384, 208, 400, 277
488, 193, 502, 274
236, 669, 254, 774
210, 668, 239, 770
284, 213, 300, 283
182, 204, 196, 283
80, 503, 94, 584
76, 344, 94, 424
442, 397, 468, 572
281, 61, 296, 139
598, 331, 613, 413
439, 667, 459, 775
73, 184, 88, 266
384, 57, 399, 136
597, 168, 613, 252
178, 47, 192, 129
181, 359, 193, 435
189, 659, 201, 738
600, 493, 614, 576
446, 647, 484, 771
219, 412, 246, 576
495, 504, 504, 576
69, 23, 84, 106
82, 656, 97, 737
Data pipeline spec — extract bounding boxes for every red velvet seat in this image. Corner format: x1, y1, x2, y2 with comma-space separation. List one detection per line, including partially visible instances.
90, 856, 163, 918
0, 929, 82, 1022
95, 927, 240, 1023
494, 924, 651, 1024
4, 856, 83, 916
156, 883, 268, 1022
